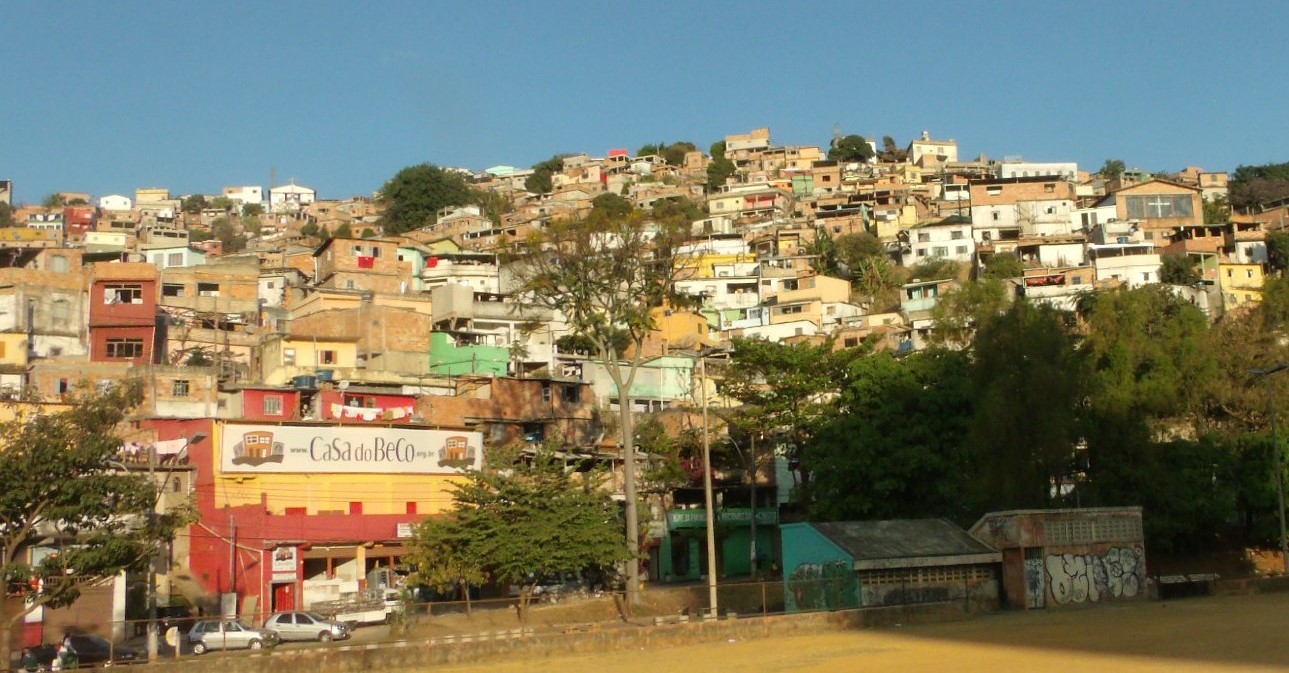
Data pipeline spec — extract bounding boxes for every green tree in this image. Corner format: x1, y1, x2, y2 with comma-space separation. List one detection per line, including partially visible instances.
299, 222, 319, 238
1100, 159, 1127, 179
333, 223, 353, 239
808, 349, 974, 522
981, 253, 1024, 280
878, 136, 907, 162
1160, 253, 1201, 285
1231, 161, 1289, 211
180, 195, 208, 213
968, 302, 1086, 510
0, 202, 15, 228
706, 141, 736, 191
210, 217, 247, 253
651, 197, 705, 226
505, 210, 693, 605
1203, 196, 1232, 224
41, 193, 65, 209
525, 155, 567, 195
661, 141, 697, 167
209, 196, 234, 213
405, 450, 628, 621
403, 516, 486, 614
834, 232, 884, 267
908, 258, 961, 282
361, 227, 377, 239
241, 203, 265, 217
0, 384, 189, 665
1267, 232, 1289, 274
720, 338, 865, 510
929, 279, 1011, 347
827, 135, 875, 163
590, 193, 633, 219
378, 163, 474, 234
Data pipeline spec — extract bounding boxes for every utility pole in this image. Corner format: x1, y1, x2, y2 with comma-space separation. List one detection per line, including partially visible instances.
699, 354, 718, 615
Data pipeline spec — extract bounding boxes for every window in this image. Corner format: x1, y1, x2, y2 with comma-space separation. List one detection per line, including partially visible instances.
781, 279, 799, 291
951, 231, 963, 240
348, 502, 363, 515
1142, 272, 1151, 282
1044, 183, 1055, 193
917, 232, 930, 243
917, 249, 927, 258
843, 338, 859, 348
162, 284, 184, 297
105, 338, 144, 359
104, 284, 143, 305
172, 380, 190, 396
541, 382, 552, 402
51, 299, 71, 324
283, 348, 296, 365
782, 305, 803, 314
956, 246, 968, 255
318, 350, 337, 365
1248, 269, 1255, 279
932, 246, 948, 257
58, 378, 69, 394
167, 253, 184, 267
992, 211, 1000, 221
197, 282, 220, 297
562, 385, 581, 403
1125, 194, 1194, 219
987, 187, 1002, 196
1072, 277, 1083, 285
263, 395, 283, 416
1144, 232, 1154, 240
406, 502, 418, 515
50, 255, 69, 273
344, 280, 357, 290
1227, 269, 1233, 278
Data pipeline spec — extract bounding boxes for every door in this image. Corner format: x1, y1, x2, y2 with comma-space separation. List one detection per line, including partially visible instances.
1023, 547, 1046, 609
273, 583, 296, 612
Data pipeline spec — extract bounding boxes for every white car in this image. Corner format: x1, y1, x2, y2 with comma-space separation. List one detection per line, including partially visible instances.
263, 611, 351, 643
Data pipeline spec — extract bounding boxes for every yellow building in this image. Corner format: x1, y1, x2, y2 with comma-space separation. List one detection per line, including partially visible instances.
258, 335, 360, 385
1219, 262, 1264, 308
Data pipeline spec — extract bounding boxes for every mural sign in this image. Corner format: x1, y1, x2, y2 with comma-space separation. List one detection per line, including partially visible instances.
220, 423, 483, 474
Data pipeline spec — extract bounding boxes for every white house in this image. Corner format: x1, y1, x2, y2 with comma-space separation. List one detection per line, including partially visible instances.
143, 244, 206, 269
223, 185, 264, 207
1088, 243, 1161, 288
997, 160, 1078, 181
902, 217, 975, 266
99, 194, 133, 211
269, 182, 316, 213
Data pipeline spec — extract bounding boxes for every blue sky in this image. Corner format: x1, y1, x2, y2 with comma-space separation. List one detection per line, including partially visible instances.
3, 1, 1288, 203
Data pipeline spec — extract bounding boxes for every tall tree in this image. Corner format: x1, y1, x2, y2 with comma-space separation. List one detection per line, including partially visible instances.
808, 349, 974, 522
827, 135, 875, 163
378, 163, 474, 234
706, 141, 736, 191
1203, 196, 1232, 224
405, 450, 628, 620
0, 384, 188, 665
928, 279, 1010, 348
967, 301, 1086, 510
1100, 159, 1127, 179
0, 203, 15, 228
720, 338, 864, 510
525, 155, 567, 195
180, 195, 208, 214
981, 253, 1024, 280
505, 210, 693, 605
1266, 231, 1289, 274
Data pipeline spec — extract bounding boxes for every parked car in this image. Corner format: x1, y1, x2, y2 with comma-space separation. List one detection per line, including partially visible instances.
187, 620, 279, 655
262, 611, 350, 643
20, 635, 140, 670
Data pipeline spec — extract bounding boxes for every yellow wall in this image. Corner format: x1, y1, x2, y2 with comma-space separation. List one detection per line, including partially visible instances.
0, 334, 28, 367
210, 421, 466, 516
260, 338, 360, 385
1220, 263, 1264, 307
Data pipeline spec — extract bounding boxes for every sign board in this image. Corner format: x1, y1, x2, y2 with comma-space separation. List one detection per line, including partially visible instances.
219, 423, 483, 475
271, 572, 297, 583
396, 523, 414, 539
667, 508, 779, 530
164, 627, 180, 648
271, 546, 297, 573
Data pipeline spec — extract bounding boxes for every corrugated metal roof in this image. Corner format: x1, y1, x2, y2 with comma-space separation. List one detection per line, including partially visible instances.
813, 519, 996, 562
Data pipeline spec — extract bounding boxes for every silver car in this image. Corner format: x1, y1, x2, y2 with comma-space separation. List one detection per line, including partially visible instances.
188, 619, 280, 655
263, 611, 351, 643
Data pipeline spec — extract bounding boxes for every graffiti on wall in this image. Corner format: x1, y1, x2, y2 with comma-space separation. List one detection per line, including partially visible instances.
1024, 557, 1045, 608
1045, 546, 1145, 605
785, 560, 859, 612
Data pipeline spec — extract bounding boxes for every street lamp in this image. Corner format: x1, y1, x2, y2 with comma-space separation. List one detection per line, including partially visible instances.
1250, 365, 1288, 575
111, 432, 206, 662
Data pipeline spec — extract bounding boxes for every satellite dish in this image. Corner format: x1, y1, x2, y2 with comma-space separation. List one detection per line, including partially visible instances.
338, 380, 350, 390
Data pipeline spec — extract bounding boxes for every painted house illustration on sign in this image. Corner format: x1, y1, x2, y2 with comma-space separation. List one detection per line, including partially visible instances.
231, 431, 285, 465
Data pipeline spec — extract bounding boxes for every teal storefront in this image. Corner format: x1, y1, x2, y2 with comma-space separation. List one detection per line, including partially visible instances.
657, 508, 780, 582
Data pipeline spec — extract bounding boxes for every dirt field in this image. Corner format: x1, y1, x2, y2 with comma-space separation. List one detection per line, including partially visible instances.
436, 592, 1289, 672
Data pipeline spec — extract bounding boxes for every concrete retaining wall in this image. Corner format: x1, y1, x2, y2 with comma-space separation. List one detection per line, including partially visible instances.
136, 601, 972, 673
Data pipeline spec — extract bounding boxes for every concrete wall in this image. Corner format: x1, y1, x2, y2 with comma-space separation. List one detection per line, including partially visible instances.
128, 601, 973, 673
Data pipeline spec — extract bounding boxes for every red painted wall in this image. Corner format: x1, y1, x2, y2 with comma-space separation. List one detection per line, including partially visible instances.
89, 278, 157, 326
89, 325, 159, 365
317, 390, 416, 422
240, 389, 301, 421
